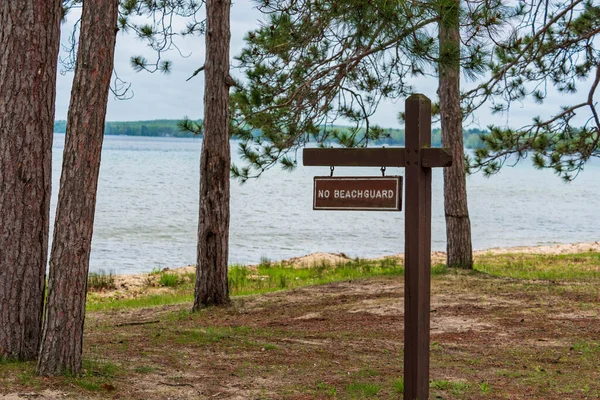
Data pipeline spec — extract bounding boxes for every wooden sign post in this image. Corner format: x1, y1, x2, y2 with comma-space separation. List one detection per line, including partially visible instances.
303, 94, 451, 400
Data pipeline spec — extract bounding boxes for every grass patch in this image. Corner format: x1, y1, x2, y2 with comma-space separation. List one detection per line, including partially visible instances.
82, 359, 121, 378
88, 270, 116, 291
69, 359, 120, 393
571, 340, 600, 355
316, 381, 337, 396
87, 291, 192, 312
228, 257, 411, 297
346, 381, 380, 398
430, 379, 452, 390
75, 379, 100, 391
87, 251, 600, 312
430, 379, 470, 395
391, 377, 404, 394
88, 257, 412, 311
475, 252, 600, 281
159, 272, 180, 287
479, 381, 491, 394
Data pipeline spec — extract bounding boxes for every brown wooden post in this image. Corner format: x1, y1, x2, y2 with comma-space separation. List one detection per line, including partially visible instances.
302, 93, 450, 399
404, 94, 432, 400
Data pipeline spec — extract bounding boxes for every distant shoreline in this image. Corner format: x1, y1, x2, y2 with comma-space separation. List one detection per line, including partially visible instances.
54, 119, 486, 148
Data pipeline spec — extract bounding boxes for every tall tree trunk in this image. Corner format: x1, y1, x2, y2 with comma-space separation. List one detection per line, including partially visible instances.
0, 0, 62, 360
37, 0, 118, 376
192, 0, 231, 309
439, 0, 473, 269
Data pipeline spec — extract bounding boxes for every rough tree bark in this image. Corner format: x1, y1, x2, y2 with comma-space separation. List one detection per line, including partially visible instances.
0, 0, 62, 360
439, 0, 474, 269
192, 0, 232, 309
37, 0, 118, 375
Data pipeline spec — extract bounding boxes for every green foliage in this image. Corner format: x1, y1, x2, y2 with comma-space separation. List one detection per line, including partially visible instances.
230, 0, 511, 181
60, 0, 205, 98
345, 381, 380, 398
479, 381, 491, 394
89, 257, 422, 311
227, 257, 409, 296
119, 0, 205, 74
88, 270, 116, 291
475, 252, 600, 282
159, 273, 180, 287
392, 377, 404, 394
88, 292, 193, 311
571, 340, 600, 356
466, 1, 600, 179
430, 378, 470, 394
178, 117, 203, 136
316, 381, 337, 396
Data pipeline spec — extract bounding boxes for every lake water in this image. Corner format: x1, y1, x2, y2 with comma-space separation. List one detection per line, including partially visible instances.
50, 134, 600, 274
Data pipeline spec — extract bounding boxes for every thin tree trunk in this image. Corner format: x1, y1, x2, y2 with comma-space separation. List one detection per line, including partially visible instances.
193, 0, 231, 309
37, 0, 118, 375
439, 0, 473, 269
0, 0, 62, 360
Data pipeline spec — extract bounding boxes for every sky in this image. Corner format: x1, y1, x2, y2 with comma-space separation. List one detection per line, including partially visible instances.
55, 1, 592, 131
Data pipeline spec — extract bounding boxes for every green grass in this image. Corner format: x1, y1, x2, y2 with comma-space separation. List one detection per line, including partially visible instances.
571, 340, 600, 355
88, 257, 417, 311
87, 291, 192, 312
175, 327, 240, 346
430, 379, 470, 395
316, 381, 337, 396
430, 379, 452, 390
0, 358, 122, 394
228, 257, 417, 297
479, 381, 491, 394
86, 251, 600, 312
475, 252, 600, 281
159, 272, 180, 287
88, 270, 116, 291
392, 377, 404, 394
346, 381, 380, 398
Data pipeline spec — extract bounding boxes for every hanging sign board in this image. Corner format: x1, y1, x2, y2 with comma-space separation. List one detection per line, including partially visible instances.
313, 176, 403, 211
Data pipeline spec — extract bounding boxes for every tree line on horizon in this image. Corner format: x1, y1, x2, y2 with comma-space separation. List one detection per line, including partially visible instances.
1, 0, 599, 389
53, 119, 486, 148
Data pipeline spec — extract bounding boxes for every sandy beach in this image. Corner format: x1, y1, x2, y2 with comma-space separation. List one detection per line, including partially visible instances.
107, 241, 600, 294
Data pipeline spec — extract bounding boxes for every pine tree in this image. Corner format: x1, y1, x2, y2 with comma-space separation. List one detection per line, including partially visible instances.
465, 0, 600, 180
112, 0, 233, 307
439, 0, 473, 268
231, 0, 511, 268
0, 0, 62, 361
37, 0, 119, 376
192, 0, 232, 309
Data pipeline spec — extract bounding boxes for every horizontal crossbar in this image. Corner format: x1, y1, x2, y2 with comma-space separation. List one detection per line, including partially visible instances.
303, 148, 452, 168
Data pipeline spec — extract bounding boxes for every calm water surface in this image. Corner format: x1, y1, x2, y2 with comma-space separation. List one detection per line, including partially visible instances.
50, 134, 600, 274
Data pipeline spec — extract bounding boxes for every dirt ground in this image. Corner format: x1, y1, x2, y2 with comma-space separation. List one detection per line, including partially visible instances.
1, 244, 599, 399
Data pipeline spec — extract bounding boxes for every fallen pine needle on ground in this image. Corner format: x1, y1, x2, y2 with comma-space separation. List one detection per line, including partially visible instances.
0, 242, 598, 399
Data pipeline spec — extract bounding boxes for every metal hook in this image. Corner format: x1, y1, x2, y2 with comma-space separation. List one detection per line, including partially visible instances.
380, 166, 386, 177
330, 166, 335, 177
